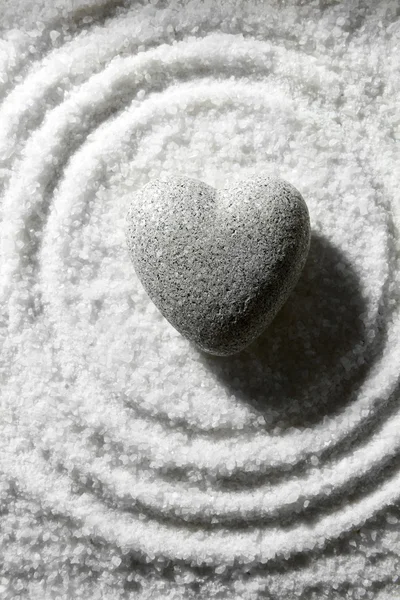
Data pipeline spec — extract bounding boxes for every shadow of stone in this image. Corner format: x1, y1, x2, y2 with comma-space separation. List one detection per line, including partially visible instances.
200, 232, 370, 430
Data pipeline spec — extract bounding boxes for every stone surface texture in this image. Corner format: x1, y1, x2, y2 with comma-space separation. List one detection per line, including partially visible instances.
126, 175, 311, 355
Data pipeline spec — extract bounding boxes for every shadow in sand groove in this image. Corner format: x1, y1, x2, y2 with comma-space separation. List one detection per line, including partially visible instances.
200, 231, 373, 430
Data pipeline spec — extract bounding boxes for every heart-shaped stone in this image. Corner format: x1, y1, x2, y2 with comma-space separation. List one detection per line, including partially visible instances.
126, 175, 310, 356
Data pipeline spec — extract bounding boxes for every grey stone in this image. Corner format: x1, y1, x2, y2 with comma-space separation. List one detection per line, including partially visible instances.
125, 175, 311, 356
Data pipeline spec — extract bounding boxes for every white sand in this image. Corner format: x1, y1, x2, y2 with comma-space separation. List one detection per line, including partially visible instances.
1, 1, 400, 598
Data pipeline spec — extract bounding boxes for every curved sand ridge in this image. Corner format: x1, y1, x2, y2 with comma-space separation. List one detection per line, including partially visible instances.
0, 1, 400, 598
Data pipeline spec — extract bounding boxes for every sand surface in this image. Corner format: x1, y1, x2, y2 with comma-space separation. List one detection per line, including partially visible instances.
0, 1, 400, 598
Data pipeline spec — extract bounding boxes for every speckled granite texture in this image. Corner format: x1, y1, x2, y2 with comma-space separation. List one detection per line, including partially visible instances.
126, 175, 310, 355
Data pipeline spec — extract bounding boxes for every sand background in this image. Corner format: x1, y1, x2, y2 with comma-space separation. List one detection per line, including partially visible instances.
0, 1, 399, 598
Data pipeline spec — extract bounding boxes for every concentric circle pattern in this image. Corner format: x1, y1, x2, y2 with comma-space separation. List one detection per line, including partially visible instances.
1, 1, 400, 599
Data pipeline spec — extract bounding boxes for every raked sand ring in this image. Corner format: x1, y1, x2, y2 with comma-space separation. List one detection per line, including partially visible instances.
1, 32, 398, 556
0, 7, 399, 585
26, 60, 391, 444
